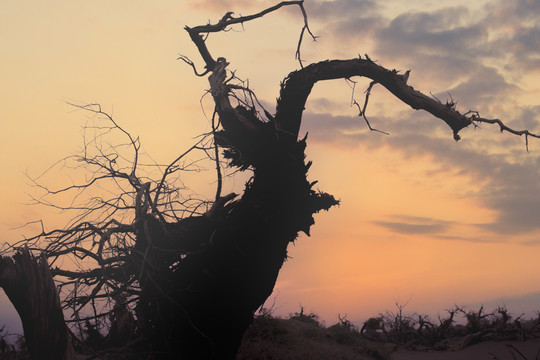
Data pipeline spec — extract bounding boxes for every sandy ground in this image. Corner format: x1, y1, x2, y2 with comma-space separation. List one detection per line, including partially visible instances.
392, 339, 540, 360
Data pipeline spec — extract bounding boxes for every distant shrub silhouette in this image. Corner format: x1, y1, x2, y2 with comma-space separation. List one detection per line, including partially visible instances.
288, 305, 322, 328
356, 302, 540, 351
0, 325, 16, 356
328, 314, 360, 345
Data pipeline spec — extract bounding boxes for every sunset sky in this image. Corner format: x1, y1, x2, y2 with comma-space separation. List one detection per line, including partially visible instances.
2, 0, 540, 333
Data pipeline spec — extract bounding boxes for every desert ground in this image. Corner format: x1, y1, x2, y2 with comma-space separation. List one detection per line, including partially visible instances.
393, 339, 540, 360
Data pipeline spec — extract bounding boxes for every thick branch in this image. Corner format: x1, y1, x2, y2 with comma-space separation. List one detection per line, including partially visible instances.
276, 58, 540, 144
276, 58, 476, 141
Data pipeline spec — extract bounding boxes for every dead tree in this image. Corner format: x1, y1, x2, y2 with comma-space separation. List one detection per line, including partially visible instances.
0, 248, 75, 360
1, 1, 539, 359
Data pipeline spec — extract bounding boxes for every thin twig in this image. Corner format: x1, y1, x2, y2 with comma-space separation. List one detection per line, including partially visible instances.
351, 81, 389, 135
473, 116, 540, 152
177, 54, 210, 77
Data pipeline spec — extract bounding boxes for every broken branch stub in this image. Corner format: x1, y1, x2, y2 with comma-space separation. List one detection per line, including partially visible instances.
0, 249, 75, 359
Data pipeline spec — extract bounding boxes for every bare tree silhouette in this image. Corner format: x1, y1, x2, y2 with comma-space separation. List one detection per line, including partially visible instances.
1, 1, 538, 359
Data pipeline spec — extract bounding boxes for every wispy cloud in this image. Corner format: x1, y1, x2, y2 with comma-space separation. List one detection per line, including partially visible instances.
374, 215, 452, 235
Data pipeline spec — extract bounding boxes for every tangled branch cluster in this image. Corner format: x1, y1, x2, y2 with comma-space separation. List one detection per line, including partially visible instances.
5, 103, 218, 329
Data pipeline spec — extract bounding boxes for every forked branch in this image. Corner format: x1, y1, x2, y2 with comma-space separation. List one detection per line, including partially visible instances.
351, 80, 389, 135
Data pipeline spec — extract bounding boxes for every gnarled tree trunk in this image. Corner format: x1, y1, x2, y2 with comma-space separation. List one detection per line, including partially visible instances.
132, 62, 338, 359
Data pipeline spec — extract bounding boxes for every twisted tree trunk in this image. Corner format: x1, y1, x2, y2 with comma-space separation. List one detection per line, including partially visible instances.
132, 61, 338, 359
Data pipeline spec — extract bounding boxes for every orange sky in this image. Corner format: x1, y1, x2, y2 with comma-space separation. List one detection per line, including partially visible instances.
2, 0, 540, 332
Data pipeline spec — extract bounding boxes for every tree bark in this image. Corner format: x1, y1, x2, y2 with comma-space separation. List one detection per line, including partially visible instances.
0, 248, 75, 360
